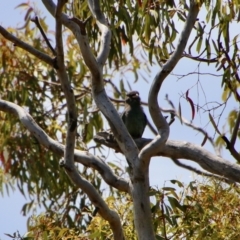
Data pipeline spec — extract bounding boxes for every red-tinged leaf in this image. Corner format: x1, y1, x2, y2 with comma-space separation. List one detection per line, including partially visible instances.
15, 3, 29, 9
187, 97, 195, 120
201, 134, 208, 146
186, 90, 195, 120
24, 7, 33, 21
4, 159, 11, 173
137, 0, 142, 7
178, 102, 182, 124
0, 151, 5, 163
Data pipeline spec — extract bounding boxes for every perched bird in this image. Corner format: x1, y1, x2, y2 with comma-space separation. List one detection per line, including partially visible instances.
121, 91, 147, 138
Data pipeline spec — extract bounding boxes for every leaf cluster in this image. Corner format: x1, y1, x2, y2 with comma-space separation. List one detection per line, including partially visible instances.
7, 178, 240, 240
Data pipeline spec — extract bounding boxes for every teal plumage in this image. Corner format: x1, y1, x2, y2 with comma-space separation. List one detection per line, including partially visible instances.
121, 91, 147, 138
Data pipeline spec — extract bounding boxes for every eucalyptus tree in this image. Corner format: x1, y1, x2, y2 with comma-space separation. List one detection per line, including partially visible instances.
1, 0, 240, 239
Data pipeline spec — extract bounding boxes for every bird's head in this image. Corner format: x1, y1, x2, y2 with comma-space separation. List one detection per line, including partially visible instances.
125, 91, 141, 106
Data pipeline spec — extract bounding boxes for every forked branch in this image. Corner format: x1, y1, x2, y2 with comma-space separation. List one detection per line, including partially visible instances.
140, 1, 201, 163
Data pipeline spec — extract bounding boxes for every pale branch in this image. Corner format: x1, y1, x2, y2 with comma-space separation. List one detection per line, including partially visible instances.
170, 158, 235, 184
83, 0, 139, 161
75, 1, 153, 238
0, 25, 56, 68
55, 0, 77, 168
53, 4, 106, 233
87, 0, 111, 69
0, 99, 125, 239
42, 0, 138, 161
94, 132, 240, 184
0, 99, 129, 193
42, 0, 100, 80
140, 1, 200, 161
163, 140, 240, 183
59, 160, 125, 240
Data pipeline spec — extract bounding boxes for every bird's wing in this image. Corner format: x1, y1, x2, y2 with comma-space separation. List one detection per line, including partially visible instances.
141, 112, 147, 135
120, 111, 126, 123
144, 112, 147, 123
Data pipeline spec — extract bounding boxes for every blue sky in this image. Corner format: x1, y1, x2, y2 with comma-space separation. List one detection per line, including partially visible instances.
0, 1, 238, 239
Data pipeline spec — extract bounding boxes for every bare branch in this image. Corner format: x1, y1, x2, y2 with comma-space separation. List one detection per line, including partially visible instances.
140, 1, 200, 160
59, 159, 125, 240
42, 0, 100, 78
42, 0, 138, 161
221, 136, 240, 163
0, 99, 129, 193
31, 16, 56, 55
0, 97, 125, 239
171, 158, 235, 184
94, 132, 240, 184
55, 0, 78, 169
85, 1, 139, 160
163, 140, 240, 183
87, 0, 111, 68
0, 25, 56, 67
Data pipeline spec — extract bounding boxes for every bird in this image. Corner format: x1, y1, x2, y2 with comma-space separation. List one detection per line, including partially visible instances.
121, 91, 147, 138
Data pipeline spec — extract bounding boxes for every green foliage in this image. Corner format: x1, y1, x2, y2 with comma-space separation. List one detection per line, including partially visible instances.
1, 0, 240, 238
86, 179, 240, 239
11, 179, 240, 239
0, 24, 101, 226
0, 1, 153, 223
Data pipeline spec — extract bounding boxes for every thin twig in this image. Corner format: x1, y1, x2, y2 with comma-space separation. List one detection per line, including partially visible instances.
171, 158, 235, 185
0, 25, 57, 67
31, 16, 56, 55
221, 136, 240, 163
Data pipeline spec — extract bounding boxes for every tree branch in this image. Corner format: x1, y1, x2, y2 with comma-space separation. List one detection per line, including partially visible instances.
31, 16, 56, 55
42, 1, 131, 237
0, 25, 56, 67
170, 158, 235, 184
42, 0, 139, 162
42, 0, 100, 79
87, 0, 111, 69
83, 0, 139, 163
0, 99, 129, 193
140, 1, 200, 162
221, 136, 240, 163
59, 159, 125, 240
94, 132, 240, 184
55, 0, 77, 169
